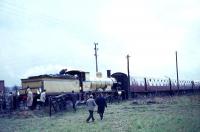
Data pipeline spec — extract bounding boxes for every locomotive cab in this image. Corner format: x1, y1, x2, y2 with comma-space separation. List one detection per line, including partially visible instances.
111, 72, 129, 99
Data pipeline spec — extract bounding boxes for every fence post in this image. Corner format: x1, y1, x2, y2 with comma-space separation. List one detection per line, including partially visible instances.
144, 78, 148, 96
169, 78, 172, 95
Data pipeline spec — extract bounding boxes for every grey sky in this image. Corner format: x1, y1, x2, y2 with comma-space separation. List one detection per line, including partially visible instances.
0, 0, 200, 86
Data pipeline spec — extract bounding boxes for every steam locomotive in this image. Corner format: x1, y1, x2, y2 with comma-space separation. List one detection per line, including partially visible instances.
19, 70, 128, 101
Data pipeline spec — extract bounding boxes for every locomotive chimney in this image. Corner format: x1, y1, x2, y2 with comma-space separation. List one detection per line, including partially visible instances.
107, 70, 111, 78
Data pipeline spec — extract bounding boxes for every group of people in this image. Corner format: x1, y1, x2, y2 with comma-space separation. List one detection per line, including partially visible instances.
26, 88, 46, 110
86, 93, 107, 123
2, 92, 17, 112
4, 87, 108, 123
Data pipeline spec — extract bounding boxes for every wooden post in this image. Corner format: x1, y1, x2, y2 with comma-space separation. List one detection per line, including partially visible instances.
169, 78, 172, 95
144, 78, 148, 96
94, 42, 98, 73
175, 51, 180, 93
126, 54, 131, 99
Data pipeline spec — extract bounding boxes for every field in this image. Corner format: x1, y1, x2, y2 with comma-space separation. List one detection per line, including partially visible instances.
0, 94, 200, 132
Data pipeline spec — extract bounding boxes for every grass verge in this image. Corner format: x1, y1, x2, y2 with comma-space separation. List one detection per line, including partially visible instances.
0, 94, 199, 132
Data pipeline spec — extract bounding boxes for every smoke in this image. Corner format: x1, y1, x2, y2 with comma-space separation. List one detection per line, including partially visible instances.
21, 64, 67, 78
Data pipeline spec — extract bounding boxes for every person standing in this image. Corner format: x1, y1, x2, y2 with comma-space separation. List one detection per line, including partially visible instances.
95, 93, 107, 120
37, 89, 46, 109
0, 91, 3, 111
27, 88, 33, 110
86, 95, 96, 123
71, 90, 77, 112
40, 89, 46, 103
7, 92, 13, 113
12, 92, 17, 110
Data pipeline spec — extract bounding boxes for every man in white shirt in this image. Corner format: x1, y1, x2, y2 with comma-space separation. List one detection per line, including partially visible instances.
37, 89, 46, 109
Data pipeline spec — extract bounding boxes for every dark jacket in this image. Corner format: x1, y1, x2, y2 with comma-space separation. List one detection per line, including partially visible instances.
71, 93, 77, 103
95, 96, 107, 113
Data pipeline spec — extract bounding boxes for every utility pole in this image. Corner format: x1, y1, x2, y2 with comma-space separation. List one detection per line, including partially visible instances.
94, 42, 98, 73
175, 51, 179, 92
126, 54, 131, 99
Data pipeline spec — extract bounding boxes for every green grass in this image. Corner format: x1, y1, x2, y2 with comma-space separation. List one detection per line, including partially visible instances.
0, 94, 199, 132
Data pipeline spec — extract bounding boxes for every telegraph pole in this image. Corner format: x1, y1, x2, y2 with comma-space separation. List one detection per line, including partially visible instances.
94, 42, 98, 73
126, 54, 131, 99
175, 51, 179, 92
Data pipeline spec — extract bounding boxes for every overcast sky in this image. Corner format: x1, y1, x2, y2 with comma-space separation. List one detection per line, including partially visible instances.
0, 0, 200, 86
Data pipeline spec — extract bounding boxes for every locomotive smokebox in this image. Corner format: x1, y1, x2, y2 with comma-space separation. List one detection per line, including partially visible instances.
107, 70, 111, 78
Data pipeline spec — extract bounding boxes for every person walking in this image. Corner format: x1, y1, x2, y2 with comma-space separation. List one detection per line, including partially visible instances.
86, 94, 96, 123
95, 93, 107, 120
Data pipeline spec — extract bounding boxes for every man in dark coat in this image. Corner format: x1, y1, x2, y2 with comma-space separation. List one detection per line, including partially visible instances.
95, 93, 107, 120
71, 90, 77, 111
7, 92, 13, 113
